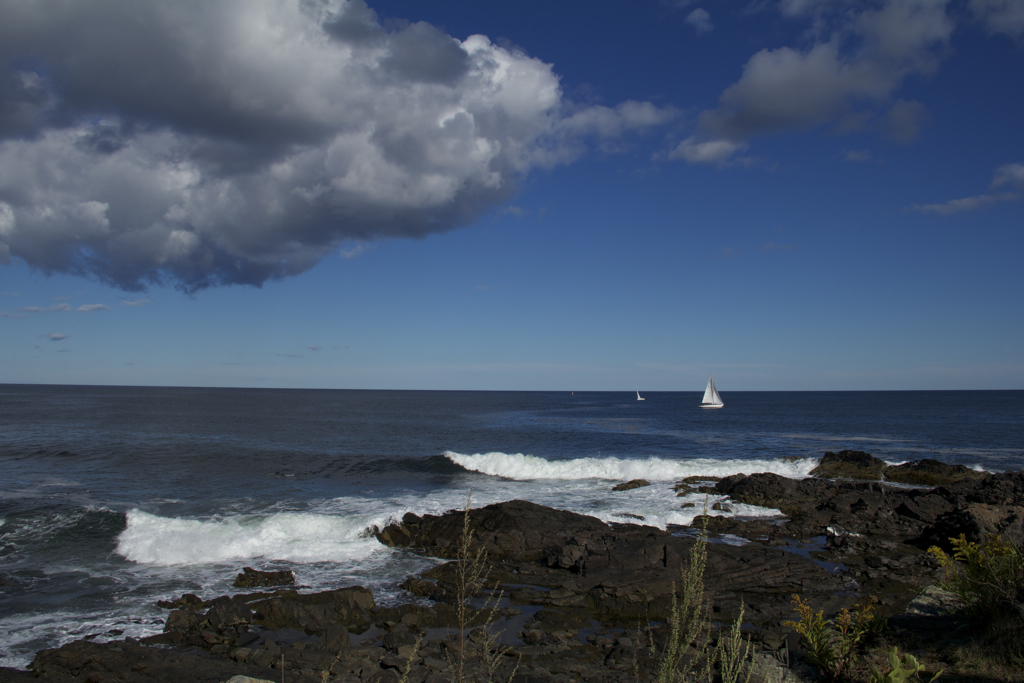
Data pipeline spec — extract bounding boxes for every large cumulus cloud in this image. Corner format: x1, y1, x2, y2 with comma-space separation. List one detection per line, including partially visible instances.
0, 0, 671, 291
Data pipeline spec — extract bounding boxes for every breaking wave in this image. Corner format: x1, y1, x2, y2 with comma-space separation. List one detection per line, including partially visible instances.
116, 510, 390, 566
443, 451, 819, 481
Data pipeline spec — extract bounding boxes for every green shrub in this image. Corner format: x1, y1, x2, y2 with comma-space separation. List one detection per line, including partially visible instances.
785, 595, 877, 681
869, 647, 941, 683
928, 534, 1024, 626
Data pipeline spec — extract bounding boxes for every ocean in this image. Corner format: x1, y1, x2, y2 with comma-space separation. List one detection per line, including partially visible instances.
1, 385, 1022, 669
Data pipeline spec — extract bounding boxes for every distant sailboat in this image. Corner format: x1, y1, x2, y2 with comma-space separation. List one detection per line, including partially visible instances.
700, 375, 724, 409
636, 387, 645, 401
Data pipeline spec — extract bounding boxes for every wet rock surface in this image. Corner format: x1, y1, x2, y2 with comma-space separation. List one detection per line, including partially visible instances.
233, 567, 296, 589
611, 479, 650, 491
6, 462, 1022, 683
810, 450, 887, 480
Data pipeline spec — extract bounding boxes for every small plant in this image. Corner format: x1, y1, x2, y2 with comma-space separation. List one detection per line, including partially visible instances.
446, 492, 520, 683
786, 594, 877, 681
651, 503, 754, 683
653, 508, 715, 683
869, 646, 942, 683
396, 634, 423, 683
715, 602, 753, 683
928, 534, 1024, 625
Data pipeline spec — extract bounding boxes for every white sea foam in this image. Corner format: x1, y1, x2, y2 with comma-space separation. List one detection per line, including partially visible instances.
0, 606, 167, 670
116, 510, 389, 566
444, 451, 818, 481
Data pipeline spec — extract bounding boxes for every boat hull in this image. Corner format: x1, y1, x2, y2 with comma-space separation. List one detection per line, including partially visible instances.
699, 404, 724, 409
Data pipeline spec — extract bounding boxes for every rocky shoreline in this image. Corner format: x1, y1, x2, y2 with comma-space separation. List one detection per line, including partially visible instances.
4, 451, 1022, 683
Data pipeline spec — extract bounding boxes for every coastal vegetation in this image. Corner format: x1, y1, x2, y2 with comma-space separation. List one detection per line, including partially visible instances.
929, 533, 1024, 675
650, 509, 753, 683
929, 534, 1024, 631
446, 495, 520, 683
786, 595, 879, 682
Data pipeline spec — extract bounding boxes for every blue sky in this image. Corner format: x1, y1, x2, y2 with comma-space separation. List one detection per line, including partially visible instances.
0, 0, 1022, 390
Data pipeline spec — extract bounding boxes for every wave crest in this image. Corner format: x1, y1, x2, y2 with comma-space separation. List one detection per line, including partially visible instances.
444, 451, 818, 481
116, 510, 387, 566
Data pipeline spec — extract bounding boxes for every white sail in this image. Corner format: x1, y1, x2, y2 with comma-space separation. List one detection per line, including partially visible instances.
700, 375, 724, 408
636, 388, 645, 401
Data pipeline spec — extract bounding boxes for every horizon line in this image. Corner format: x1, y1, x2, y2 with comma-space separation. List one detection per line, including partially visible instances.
1, 382, 1021, 393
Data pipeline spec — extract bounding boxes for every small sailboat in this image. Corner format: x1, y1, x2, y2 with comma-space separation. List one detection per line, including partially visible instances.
636, 387, 645, 401
700, 375, 724, 409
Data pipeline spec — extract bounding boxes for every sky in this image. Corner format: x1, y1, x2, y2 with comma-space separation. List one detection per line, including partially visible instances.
0, 0, 1022, 391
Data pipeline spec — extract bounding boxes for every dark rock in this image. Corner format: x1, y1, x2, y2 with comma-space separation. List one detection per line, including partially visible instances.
711, 502, 733, 512
157, 592, 205, 610
406, 501, 848, 629
401, 576, 450, 602
233, 566, 296, 588
164, 609, 203, 633
251, 586, 375, 635
950, 470, 1024, 506
612, 479, 650, 491
920, 503, 1024, 550
682, 475, 721, 484
0, 667, 36, 682
376, 499, 610, 561
206, 597, 253, 628
236, 631, 260, 648
381, 626, 417, 653
29, 637, 314, 683
810, 450, 886, 480
140, 630, 183, 646
884, 459, 985, 487
319, 623, 350, 653
712, 472, 829, 515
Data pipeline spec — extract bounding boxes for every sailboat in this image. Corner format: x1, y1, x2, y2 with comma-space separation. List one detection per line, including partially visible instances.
700, 375, 724, 409
636, 387, 645, 401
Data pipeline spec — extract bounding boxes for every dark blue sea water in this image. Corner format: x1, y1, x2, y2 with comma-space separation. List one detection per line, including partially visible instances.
1, 385, 1022, 668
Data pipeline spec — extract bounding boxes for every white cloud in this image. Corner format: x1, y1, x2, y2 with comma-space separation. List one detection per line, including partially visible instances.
0, 0, 672, 292
912, 192, 1017, 215
77, 304, 110, 312
339, 243, 371, 260
778, 0, 830, 17
680, 0, 954, 164
668, 137, 747, 165
993, 162, 1024, 189
49, 333, 68, 341
686, 8, 713, 34
120, 298, 150, 307
970, 0, 1024, 37
912, 161, 1023, 215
